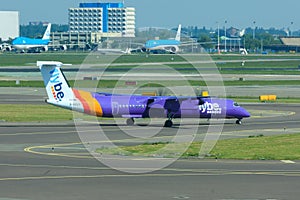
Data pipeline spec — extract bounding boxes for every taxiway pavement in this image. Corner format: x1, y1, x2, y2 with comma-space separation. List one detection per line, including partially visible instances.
0, 93, 299, 199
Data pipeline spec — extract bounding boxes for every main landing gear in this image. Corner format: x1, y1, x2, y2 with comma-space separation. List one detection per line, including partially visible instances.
126, 118, 135, 126
164, 112, 174, 128
126, 115, 175, 127
164, 119, 173, 128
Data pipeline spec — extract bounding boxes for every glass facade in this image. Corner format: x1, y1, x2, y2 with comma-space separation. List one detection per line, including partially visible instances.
69, 3, 135, 37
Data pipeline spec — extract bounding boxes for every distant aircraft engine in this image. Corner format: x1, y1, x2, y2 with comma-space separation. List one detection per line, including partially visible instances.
141, 47, 147, 52
42, 46, 48, 52
60, 45, 67, 51
170, 46, 179, 53
5, 46, 12, 52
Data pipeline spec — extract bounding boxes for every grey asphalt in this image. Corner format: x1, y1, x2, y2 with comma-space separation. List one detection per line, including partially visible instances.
0, 93, 299, 199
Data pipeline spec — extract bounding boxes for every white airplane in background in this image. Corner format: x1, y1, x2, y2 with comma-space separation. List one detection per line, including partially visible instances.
6, 23, 67, 53
141, 24, 182, 54
8, 23, 52, 52
135, 24, 215, 54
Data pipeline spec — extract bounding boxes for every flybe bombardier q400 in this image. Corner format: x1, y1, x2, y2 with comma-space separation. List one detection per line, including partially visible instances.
38, 61, 250, 127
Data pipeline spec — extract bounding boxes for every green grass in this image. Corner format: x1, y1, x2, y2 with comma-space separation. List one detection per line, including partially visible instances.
1, 53, 300, 75
0, 80, 45, 87
113, 54, 186, 63
96, 133, 300, 160
1, 52, 300, 65
209, 133, 300, 160
210, 54, 300, 61
0, 80, 118, 88
229, 96, 300, 103
0, 53, 89, 66
0, 53, 187, 66
0, 104, 73, 122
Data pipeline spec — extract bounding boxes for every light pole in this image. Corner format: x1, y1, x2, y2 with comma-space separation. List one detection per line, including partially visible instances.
224, 20, 227, 52
253, 21, 256, 39
290, 21, 294, 36
217, 22, 220, 54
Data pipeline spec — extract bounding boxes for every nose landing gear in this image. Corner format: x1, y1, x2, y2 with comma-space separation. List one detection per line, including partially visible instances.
236, 119, 242, 125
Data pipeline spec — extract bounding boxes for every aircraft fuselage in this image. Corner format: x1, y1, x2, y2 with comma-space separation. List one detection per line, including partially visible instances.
47, 89, 250, 121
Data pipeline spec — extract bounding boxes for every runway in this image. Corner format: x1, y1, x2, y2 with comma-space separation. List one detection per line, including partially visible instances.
0, 94, 299, 199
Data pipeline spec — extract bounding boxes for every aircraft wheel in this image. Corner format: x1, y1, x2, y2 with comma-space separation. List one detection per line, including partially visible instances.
126, 118, 135, 126
164, 120, 173, 128
236, 119, 242, 125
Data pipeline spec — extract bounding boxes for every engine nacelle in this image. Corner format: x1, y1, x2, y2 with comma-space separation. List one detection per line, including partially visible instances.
60, 45, 67, 51
141, 47, 147, 52
170, 46, 179, 54
5, 46, 12, 52
42, 46, 48, 52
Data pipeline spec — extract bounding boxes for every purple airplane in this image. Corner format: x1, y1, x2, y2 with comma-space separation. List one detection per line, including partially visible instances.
38, 61, 250, 127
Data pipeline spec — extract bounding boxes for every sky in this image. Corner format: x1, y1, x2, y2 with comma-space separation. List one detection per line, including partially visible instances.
1, 0, 299, 30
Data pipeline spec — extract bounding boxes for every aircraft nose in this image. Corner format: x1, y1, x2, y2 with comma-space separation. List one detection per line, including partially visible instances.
241, 107, 251, 118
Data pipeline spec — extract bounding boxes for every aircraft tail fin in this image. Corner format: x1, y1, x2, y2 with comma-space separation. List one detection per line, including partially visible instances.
175, 24, 182, 41
37, 61, 74, 108
42, 23, 51, 40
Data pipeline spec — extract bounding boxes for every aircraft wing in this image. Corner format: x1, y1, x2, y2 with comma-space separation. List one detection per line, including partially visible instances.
147, 96, 204, 113
179, 41, 216, 46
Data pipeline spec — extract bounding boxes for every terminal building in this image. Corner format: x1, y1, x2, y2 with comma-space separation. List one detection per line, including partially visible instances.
69, 2, 135, 37
264, 37, 300, 53
51, 2, 135, 49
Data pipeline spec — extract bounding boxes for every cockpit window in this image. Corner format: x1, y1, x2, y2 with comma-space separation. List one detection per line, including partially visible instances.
233, 102, 240, 107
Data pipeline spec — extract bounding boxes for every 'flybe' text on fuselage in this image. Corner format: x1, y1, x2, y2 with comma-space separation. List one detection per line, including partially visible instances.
199, 102, 222, 114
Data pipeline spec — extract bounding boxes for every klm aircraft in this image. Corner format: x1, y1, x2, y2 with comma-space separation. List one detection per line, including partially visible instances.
9, 23, 51, 52
38, 61, 250, 127
142, 24, 182, 54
